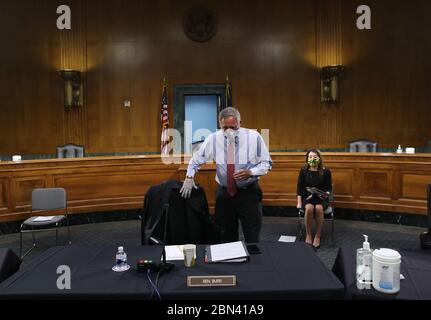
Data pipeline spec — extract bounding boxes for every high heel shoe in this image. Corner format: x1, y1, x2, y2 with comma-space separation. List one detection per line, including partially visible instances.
312, 239, 321, 250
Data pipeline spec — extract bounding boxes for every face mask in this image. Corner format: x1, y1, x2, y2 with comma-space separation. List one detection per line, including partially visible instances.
223, 128, 236, 142
308, 158, 320, 167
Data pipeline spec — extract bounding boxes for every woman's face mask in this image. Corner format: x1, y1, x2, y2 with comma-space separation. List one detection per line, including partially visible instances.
307, 157, 320, 167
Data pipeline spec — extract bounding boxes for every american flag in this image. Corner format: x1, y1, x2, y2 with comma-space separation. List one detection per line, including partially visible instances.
160, 81, 169, 154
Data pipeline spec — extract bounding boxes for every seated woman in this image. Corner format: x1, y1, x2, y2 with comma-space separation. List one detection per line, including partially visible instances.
296, 149, 332, 249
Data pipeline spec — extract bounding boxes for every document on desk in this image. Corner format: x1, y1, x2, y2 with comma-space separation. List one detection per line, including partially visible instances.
205, 241, 249, 263
164, 245, 184, 261
278, 235, 296, 243
33, 216, 56, 222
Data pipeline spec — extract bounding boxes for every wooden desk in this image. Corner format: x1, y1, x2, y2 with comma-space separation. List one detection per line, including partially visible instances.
0, 156, 180, 222
181, 153, 431, 215
1, 153, 430, 222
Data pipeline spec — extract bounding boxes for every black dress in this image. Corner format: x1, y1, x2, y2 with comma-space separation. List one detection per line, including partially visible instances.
297, 167, 332, 210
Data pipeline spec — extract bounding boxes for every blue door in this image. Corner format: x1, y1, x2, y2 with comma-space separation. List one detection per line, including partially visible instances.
184, 95, 218, 153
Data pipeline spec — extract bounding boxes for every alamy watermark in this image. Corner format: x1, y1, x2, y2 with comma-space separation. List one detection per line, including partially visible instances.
56, 4, 371, 31
160, 123, 270, 165
356, 5, 372, 30
56, 265, 71, 290
56, 5, 71, 30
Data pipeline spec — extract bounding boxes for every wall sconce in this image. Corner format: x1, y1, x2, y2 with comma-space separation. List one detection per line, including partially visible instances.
320, 65, 345, 103
58, 69, 83, 107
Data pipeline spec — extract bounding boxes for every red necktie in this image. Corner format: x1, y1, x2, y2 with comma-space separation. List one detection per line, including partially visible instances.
227, 140, 237, 197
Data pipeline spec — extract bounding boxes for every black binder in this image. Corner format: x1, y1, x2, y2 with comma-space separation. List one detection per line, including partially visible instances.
306, 187, 329, 199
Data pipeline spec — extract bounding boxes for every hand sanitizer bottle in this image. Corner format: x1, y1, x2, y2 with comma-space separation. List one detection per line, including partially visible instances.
396, 145, 403, 153
356, 235, 373, 290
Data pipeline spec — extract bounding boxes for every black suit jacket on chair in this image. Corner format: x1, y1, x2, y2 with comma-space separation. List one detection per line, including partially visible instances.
141, 180, 220, 245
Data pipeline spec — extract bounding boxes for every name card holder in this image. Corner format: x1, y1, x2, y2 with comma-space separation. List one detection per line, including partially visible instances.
187, 275, 237, 287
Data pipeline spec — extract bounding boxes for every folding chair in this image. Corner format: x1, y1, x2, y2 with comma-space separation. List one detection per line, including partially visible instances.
20, 188, 71, 258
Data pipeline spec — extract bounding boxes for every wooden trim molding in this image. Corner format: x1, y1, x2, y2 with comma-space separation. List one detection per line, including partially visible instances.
0, 153, 430, 222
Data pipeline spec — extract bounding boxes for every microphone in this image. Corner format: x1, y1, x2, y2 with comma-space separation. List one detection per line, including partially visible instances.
159, 203, 174, 275
162, 203, 169, 261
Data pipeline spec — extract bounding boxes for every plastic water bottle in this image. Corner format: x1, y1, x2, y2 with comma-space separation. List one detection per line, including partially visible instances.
112, 246, 130, 272
116, 246, 127, 269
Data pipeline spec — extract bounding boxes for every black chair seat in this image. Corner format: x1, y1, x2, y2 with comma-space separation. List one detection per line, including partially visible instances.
22, 216, 65, 227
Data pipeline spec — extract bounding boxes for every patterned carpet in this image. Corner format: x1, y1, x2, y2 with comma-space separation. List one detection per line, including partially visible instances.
0, 216, 425, 270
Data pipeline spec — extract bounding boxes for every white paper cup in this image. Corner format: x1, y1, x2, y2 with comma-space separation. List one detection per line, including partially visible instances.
405, 148, 415, 154
183, 244, 196, 267
12, 155, 22, 162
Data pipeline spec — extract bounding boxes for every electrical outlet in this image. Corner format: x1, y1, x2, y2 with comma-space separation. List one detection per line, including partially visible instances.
123, 100, 131, 108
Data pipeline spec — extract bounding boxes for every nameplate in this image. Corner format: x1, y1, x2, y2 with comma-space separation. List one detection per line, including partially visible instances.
187, 275, 237, 287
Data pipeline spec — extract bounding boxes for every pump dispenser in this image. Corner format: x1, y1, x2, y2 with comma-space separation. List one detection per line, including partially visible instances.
363, 235, 370, 250
356, 235, 373, 289
396, 145, 403, 153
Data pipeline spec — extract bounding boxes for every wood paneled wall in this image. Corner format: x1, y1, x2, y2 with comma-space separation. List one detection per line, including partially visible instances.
341, 0, 431, 148
1, 0, 430, 155
316, 0, 343, 148
61, 0, 88, 147
1, 153, 430, 222
180, 153, 431, 215
0, 0, 64, 154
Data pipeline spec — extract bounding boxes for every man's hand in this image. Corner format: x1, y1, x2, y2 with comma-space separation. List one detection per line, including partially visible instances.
180, 177, 197, 199
233, 169, 252, 181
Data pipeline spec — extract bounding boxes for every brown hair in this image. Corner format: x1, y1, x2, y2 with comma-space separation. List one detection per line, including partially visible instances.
303, 149, 325, 177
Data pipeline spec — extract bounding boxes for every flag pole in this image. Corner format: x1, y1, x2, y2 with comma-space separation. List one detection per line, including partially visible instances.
225, 75, 229, 107
160, 77, 170, 155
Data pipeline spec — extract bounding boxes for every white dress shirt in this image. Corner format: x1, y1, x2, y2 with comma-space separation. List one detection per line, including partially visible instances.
186, 128, 272, 188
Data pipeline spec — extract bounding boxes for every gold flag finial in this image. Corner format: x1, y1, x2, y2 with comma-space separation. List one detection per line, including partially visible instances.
226, 75, 229, 82
163, 77, 167, 87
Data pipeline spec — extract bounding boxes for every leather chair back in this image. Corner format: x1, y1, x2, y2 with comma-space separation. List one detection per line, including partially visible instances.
56, 144, 85, 158
348, 139, 377, 152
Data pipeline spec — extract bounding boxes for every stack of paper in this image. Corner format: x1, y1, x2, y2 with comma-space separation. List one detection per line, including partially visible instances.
164, 245, 185, 261
278, 235, 296, 243
164, 245, 197, 261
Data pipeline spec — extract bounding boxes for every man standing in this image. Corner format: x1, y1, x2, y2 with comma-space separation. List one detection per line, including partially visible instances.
180, 107, 272, 243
